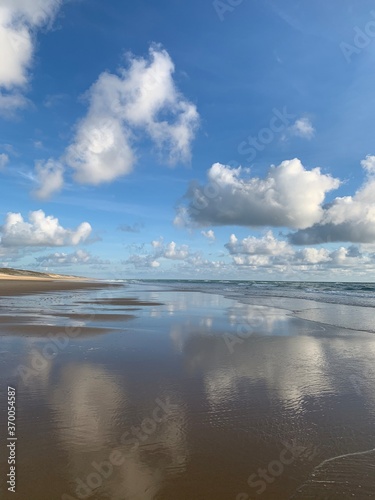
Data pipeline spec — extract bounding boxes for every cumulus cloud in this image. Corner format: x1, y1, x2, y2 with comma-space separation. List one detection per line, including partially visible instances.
33, 158, 64, 199
125, 240, 226, 273
288, 117, 315, 139
225, 231, 373, 273
361, 155, 375, 174
0, 210, 92, 247
289, 157, 375, 245
178, 254, 226, 271
64, 45, 199, 186
35, 249, 108, 266
162, 241, 190, 260
66, 114, 134, 185
125, 255, 161, 269
0, 0, 62, 114
33, 45, 199, 195
0, 153, 9, 169
201, 230, 216, 241
125, 239, 195, 269
294, 247, 331, 264
226, 231, 293, 256
176, 158, 340, 230
225, 232, 292, 268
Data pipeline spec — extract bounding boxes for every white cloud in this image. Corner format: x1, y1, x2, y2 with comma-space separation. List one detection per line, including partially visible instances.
289, 157, 375, 244
224, 232, 372, 273
179, 254, 226, 271
201, 229, 215, 241
0, 0, 62, 114
288, 117, 315, 139
65, 45, 199, 186
163, 241, 190, 260
0, 210, 92, 247
66, 114, 135, 185
0, 92, 29, 116
125, 255, 161, 269
226, 231, 294, 268
35, 249, 108, 266
33, 158, 64, 199
125, 239, 195, 269
151, 238, 164, 249
361, 155, 375, 174
176, 159, 340, 230
226, 231, 293, 256
294, 247, 331, 264
0, 152, 9, 169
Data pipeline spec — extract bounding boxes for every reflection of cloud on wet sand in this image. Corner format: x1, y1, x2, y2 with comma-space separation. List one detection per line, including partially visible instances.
50, 363, 124, 452
28, 359, 189, 499
174, 325, 375, 415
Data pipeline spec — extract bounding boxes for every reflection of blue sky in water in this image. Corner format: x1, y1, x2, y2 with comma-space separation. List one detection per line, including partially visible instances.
1, 283, 375, 499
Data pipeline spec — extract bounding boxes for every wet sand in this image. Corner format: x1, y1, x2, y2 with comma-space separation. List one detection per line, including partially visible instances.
1, 282, 375, 499
0, 279, 117, 296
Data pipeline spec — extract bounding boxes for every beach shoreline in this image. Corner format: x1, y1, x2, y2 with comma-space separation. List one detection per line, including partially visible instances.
0, 276, 116, 296
1, 281, 374, 499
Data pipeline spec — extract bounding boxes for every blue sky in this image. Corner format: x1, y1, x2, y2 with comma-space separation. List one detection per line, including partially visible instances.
1, 0, 375, 280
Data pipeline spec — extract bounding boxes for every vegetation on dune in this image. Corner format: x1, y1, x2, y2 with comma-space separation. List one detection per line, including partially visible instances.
0, 268, 54, 278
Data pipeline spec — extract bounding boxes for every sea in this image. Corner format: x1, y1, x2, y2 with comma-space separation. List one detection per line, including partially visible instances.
118, 279, 375, 308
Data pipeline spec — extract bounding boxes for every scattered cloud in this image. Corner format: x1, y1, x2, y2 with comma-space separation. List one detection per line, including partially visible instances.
288, 117, 315, 139
361, 154, 375, 174
175, 159, 340, 230
226, 231, 293, 256
33, 158, 64, 199
125, 238, 195, 269
0, 210, 92, 248
35, 249, 109, 266
0, 143, 17, 155
225, 231, 374, 274
0, 92, 29, 117
0, 153, 9, 169
201, 229, 216, 241
125, 255, 161, 269
0, 0, 63, 115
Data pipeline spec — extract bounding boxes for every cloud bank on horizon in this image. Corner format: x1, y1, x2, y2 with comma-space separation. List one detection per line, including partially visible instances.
1, 0, 375, 279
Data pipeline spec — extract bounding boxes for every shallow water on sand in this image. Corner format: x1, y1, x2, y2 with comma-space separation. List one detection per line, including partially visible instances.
1, 283, 375, 499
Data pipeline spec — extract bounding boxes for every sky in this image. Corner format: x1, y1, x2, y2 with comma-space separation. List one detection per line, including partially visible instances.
1, 0, 375, 280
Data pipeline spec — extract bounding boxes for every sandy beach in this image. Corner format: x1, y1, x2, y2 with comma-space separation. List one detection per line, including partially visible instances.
1, 280, 375, 499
